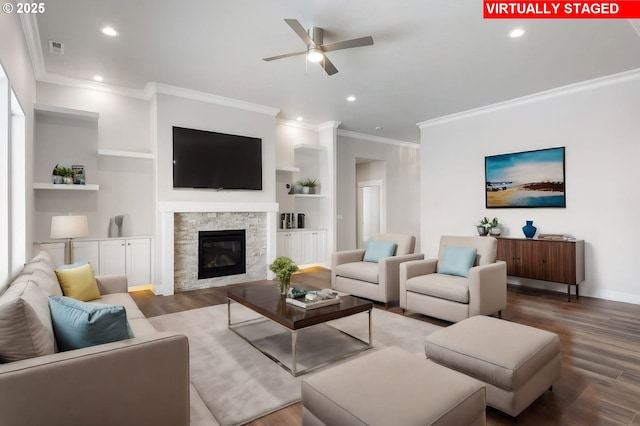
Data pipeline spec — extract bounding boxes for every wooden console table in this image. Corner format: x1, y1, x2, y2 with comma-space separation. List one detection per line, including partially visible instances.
495, 237, 585, 301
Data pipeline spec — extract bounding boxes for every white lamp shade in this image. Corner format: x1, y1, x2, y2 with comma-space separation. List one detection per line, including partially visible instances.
50, 215, 89, 239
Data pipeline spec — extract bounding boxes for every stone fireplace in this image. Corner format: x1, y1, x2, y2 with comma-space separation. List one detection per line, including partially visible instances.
173, 211, 269, 292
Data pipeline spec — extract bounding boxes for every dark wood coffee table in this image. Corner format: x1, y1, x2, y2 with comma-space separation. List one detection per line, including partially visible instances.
227, 284, 373, 376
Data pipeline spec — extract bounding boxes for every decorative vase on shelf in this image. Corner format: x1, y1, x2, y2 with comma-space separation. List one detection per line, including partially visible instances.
108, 218, 118, 238
522, 220, 537, 239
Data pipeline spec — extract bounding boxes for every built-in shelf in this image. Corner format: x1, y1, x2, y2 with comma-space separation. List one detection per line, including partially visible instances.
33, 183, 100, 191
292, 194, 326, 198
34, 104, 99, 120
98, 149, 154, 159
276, 166, 301, 172
293, 144, 327, 151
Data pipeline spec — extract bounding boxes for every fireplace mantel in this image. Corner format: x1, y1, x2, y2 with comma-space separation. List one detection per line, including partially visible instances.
155, 201, 279, 295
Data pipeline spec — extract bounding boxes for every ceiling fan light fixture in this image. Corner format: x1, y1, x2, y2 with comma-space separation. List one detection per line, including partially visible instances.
307, 47, 324, 63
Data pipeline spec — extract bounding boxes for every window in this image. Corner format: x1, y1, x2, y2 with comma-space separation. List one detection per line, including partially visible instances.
0, 64, 9, 284
0, 64, 26, 287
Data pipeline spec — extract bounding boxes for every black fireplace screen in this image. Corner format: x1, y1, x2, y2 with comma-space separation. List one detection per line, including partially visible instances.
198, 229, 246, 279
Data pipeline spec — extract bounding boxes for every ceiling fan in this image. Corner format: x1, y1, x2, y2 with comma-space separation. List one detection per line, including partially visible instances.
263, 19, 374, 76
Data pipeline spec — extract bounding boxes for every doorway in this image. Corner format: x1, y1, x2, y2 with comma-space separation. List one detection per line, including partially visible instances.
357, 180, 384, 248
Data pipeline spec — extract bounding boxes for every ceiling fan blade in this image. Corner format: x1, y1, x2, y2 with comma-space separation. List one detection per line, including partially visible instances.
284, 19, 315, 46
322, 36, 374, 53
320, 56, 339, 76
262, 50, 307, 61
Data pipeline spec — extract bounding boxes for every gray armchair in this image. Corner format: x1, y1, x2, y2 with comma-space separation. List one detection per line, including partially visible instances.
400, 235, 506, 322
332, 233, 423, 305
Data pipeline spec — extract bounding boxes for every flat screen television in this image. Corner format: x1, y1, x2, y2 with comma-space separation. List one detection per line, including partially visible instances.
173, 126, 262, 190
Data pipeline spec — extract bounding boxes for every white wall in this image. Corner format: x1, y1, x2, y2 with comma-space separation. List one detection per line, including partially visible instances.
419, 71, 640, 304
0, 11, 36, 280
155, 94, 276, 203
275, 122, 320, 215
336, 135, 421, 251
33, 83, 153, 241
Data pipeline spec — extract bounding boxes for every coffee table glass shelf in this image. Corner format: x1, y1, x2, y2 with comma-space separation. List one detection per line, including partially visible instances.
227, 284, 372, 376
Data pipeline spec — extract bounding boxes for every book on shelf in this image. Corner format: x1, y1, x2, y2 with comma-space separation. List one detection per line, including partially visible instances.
286, 288, 340, 310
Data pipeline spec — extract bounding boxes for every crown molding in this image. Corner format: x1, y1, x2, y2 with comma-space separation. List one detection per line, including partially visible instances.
418, 68, 640, 129
337, 129, 418, 148
38, 72, 148, 99
630, 19, 640, 38
318, 121, 341, 131
277, 119, 342, 132
276, 118, 321, 131
20, 14, 45, 79
145, 83, 280, 116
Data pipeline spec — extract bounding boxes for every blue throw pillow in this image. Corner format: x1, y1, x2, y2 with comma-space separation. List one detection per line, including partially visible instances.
438, 246, 478, 278
48, 296, 133, 351
363, 240, 397, 263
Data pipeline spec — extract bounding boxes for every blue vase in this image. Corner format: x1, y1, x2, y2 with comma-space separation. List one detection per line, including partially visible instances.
522, 220, 537, 239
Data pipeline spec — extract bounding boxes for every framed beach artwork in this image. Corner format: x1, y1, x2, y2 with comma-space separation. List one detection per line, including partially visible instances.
485, 147, 566, 208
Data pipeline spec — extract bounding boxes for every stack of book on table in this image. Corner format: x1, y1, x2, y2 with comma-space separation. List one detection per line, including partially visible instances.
286, 288, 340, 310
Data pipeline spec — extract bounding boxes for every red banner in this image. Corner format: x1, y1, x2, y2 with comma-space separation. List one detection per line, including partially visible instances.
484, 1, 640, 18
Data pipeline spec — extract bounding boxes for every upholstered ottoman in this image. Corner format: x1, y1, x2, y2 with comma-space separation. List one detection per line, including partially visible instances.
301, 346, 486, 426
424, 316, 560, 417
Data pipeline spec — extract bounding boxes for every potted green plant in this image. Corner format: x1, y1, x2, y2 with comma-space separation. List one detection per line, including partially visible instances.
476, 217, 499, 236
54, 165, 74, 184
300, 178, 319, 194
269, 256, 299, 295
489, 217, 501, 236
52, 164, 64, 184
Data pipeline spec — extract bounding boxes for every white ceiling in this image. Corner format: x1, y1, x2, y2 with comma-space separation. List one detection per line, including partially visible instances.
30, 1, 640, 143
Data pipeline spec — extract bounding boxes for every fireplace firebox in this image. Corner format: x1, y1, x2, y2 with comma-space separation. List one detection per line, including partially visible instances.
198, 230, 246, 279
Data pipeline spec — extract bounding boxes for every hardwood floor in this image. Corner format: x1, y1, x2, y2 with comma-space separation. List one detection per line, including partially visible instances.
130, 268, 640, 425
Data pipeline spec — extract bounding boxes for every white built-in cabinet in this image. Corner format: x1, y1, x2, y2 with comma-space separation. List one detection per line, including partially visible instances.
277, 230, 326, 266
35, 237, 151, 288
276, 141, 331, 264
99, 238, 151, 287
72, 241, 100, 274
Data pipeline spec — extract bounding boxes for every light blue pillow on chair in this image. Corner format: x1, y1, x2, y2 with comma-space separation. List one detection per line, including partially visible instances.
438, 246, 478, 278
363, 240, 397, 263
49, 296, 133, 351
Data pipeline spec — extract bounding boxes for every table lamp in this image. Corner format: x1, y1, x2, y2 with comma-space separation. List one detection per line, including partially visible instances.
50, 215, 89, 264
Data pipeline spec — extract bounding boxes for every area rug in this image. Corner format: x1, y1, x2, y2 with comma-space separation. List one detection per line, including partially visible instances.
149, 304, 442, 426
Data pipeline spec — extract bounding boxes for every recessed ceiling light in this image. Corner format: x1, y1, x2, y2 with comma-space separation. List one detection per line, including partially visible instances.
101, 27, 118, 37
346, 95, 356, 102
509, 28, 525, 38
93, 75, 104, 82
296, 116, 303, 121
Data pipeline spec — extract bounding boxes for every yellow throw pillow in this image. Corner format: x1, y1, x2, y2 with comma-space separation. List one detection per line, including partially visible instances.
55, 263, 100, 302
